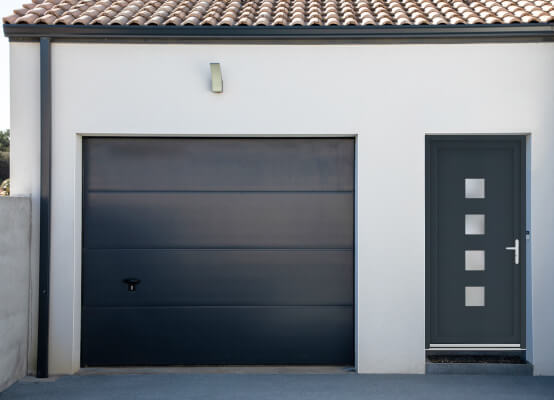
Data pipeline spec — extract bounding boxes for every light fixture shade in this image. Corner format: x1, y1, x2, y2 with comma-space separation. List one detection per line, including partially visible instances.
210, 63, 223, 93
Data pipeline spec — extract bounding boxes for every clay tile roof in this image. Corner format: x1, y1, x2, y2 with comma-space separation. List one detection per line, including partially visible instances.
3, 0, 554, 26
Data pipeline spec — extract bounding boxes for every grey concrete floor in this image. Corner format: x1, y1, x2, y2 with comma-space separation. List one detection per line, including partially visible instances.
1, 372, 554, 400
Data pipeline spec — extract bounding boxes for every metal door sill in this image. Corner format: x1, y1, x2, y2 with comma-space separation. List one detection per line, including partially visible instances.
428, 344, 523, 351
427, 348, 525, 351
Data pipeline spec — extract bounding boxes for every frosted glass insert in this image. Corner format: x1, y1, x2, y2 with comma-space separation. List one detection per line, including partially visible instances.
465, 286, 485, 307
465, 250, 485, 271
465, 214, 485, 235
465, 178, 485, 199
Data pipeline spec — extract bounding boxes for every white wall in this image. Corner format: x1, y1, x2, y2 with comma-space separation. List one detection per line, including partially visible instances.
9, 42, 40, 375
10, 41, 554, 375
0, 196, 31, 391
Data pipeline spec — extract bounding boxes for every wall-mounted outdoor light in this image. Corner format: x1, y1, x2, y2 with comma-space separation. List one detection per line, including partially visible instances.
210, 63, 223, 93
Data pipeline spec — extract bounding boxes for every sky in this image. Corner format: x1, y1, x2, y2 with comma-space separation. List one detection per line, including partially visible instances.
0, 0, 26, 131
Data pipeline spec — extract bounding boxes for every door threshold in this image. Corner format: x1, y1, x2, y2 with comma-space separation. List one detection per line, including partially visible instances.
426, 361, 532, 376
426, 353, 531, 375
77, 366, 355, 376
427, 348, 525, 351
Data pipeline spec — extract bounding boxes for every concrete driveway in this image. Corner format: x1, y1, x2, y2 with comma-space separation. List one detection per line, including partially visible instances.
1, 370, 554, 400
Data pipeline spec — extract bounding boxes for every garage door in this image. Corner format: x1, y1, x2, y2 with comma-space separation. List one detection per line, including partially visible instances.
81, 138, 354, 366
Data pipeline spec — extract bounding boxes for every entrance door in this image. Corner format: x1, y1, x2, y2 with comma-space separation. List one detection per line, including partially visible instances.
426, 136, 525, 348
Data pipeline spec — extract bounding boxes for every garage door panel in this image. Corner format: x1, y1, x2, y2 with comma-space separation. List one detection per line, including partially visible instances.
82, 138, 354, 366
84, 138, 354, 192
84, 192, 353, 249
83, 249, 353, 307
82, 306, 354, 366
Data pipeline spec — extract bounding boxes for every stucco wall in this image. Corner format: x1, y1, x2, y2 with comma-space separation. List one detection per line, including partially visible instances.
0, 196, 31, 391
9, 41, 554, 375
9, 42, 40, 375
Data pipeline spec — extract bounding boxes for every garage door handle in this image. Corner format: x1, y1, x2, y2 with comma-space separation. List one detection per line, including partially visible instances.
123, 278, 141, 292
505, 239, 519, 265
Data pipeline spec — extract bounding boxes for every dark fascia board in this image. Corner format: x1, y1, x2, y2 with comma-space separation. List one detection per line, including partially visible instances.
3, 23, 554, 43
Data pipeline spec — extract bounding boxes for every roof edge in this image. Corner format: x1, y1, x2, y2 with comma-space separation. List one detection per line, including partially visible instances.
4, 24, 554, 42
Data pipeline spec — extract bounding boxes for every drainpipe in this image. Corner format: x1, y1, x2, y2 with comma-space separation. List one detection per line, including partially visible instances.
37, 36, 51, 379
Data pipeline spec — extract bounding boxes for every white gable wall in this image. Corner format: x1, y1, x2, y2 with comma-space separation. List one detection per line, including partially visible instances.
9, 41, 554, 375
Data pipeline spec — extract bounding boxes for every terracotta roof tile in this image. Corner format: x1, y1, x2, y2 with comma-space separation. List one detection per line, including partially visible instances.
3, 0, 554, 26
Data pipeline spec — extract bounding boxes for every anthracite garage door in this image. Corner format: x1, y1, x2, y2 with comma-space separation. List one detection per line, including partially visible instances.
81, 138, 354, 366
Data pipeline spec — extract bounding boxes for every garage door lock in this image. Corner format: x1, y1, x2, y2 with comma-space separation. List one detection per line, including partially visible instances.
123, 278, 141, 292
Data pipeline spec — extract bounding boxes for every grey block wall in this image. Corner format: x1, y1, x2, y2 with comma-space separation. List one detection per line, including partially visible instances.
0, 197, 31, 392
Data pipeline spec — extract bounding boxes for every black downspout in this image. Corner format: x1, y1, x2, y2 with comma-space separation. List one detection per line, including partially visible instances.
37, 36, 51, 379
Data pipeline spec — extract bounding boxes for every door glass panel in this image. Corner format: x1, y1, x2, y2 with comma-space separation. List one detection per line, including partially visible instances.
465, 214, 485, 235
465, 250, 485, 271
465, 286, 485, 307
465, 178, 485, 199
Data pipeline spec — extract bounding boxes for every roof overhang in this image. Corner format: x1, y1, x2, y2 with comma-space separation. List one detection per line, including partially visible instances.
4, 24, 554, 43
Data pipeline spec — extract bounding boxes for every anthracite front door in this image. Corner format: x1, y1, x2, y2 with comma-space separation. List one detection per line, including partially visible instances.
427, 136, 525, 348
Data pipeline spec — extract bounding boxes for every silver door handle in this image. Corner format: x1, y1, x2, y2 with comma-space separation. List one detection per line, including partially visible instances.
505, 239, 519, 265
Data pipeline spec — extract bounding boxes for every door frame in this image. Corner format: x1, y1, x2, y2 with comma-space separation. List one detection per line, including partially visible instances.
425, 135, 527, 350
